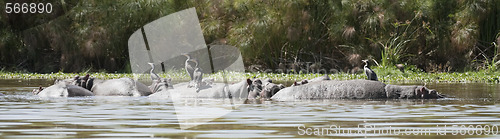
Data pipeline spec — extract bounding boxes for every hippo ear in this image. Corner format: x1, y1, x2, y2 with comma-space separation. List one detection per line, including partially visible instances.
246, 79, 252, 85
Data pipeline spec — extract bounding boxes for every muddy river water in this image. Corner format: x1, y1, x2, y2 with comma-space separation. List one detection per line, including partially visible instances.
1, 79, 500, 138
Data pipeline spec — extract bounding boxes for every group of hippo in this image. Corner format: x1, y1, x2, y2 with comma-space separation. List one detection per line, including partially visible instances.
246, 75, 443, 101
32, 73, 444, 100
32, 74, 171, 97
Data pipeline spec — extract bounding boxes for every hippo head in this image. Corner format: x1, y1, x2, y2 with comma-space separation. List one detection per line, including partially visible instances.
73, 75, 81, 85
416, 86, 442, 99
249, 78, 263, 91
150, 78, 173, 93
54, 74, 95, 90
260, 82, 286, 99
246, 78, 263, 99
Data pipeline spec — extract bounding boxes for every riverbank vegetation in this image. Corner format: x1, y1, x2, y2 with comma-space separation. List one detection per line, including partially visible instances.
1, 0, 500, 77
1, 68, 499, 84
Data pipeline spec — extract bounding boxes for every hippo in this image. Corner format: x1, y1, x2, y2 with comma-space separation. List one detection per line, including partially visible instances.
271, 79, 443, 101
149, 78, 172, 94
43, 74, 172, 97
260, 82, 285, 99
149, 78, 253, 99
91, 78, 155, 96
33, 82, 94, 97
84, 76, 171, 96
245, 78, 286, 99
247, 78, 263, 99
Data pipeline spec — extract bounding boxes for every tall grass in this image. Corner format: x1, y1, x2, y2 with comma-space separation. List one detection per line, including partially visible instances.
484, 42, 499, 72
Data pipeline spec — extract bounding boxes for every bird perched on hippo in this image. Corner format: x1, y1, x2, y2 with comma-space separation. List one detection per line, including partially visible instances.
271, 60, 443, 101
362, 59, 378, 81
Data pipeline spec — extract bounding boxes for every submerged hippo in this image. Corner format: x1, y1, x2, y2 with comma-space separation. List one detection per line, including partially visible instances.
271, 79, 443, 101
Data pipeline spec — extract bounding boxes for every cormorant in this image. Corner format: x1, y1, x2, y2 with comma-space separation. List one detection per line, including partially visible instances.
148, 63, 161, 81
182, 53, 196, 80
190, 59, 203, 90
362, 59, 378, 81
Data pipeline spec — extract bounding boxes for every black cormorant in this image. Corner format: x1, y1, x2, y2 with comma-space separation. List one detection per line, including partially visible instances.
362, 59, 378, 81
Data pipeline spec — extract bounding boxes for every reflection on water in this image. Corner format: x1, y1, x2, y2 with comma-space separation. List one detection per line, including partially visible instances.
1, 79, 500, 138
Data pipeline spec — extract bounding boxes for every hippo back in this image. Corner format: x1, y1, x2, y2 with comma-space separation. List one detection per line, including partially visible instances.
91, 78, 141, 96
66, 85, 94, 96
385, 85, 443, 99
36, 83, 69, 97
271, 79, 387, 101
384, 85, 419, 99
36, 83, 94, 97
